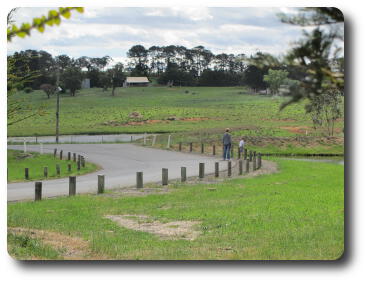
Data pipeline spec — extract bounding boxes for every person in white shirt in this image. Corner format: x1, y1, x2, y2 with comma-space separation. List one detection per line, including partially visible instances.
239, 137, 245, 156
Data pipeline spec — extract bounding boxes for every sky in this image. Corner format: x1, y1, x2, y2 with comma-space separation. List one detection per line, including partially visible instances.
7, 7, 310, 64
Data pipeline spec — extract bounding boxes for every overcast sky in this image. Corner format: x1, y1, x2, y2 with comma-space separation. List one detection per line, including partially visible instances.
8, 7, 308, 64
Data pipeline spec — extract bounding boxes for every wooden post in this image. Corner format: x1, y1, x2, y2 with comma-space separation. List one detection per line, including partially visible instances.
68, 163, 71, 173
237, 147, 241, 159
214, 162, 219, 178
77, 160, 81, 171
181, 167, 186, 182
246, 159, 250, 173
179, 142, 182, 151
69, 176, 76, 196
23, 140, 27, 153
162, 168, 168, 186
98, 175, 105, 193
199, 163, 205, 179
136, 172, 143, 189
35, 182, 42, 201
167, 135, 171, 148
131, 135, 133, 142
56, 164, 60, 176
212, 144, 216, 155
239, 160, 243, 175
189, 142, 193, 152
253, 156, 257, 171
44, 167, 48, 178
73, 153, 76, 162
68, 152, 71, 160
54, 148, 57, 158
78, 155, 81, 163
25, 168, 29, 180
59, 150, 63, 160
258, 153, 262, 169
249, 151, 253, 161
81, 156, 85, 167
244, 148, 247, 160
228, 161, 232, 177
201, 143, 204, 154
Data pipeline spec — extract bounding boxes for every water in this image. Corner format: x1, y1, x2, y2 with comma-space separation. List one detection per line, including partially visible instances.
7, 134, 150, 144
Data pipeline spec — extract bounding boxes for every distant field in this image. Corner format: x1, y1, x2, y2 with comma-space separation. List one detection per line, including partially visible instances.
8, 87, 344, 154
7, 159, 344, 260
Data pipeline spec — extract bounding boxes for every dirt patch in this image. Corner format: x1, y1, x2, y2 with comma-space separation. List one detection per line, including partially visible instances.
8, 227, 93, 260
104, 215, 201, 240
102, 117, 216, 127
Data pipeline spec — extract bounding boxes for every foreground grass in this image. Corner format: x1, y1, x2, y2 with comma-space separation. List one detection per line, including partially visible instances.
7, 150, 98, 182
8, 159, 344, 260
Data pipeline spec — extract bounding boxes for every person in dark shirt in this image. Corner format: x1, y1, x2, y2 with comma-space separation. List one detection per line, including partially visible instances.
222, 128, 232, 160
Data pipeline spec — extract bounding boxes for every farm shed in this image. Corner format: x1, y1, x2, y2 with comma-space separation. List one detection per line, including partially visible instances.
124, 77, 150, 87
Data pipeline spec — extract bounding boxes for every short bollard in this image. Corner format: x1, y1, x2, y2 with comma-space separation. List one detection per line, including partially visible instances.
239, 160, 243, 175
78, 155, 81, 163
189, 143, 193, 152
25, 168, 29, 180
56, 164, 60, 176
81, 156, 85, 167
215, 162, 219, 177
77, 160, 81, 171
249, 151, 253, 161
53, 148, 57, 158
68, 152, 71, 161
179, 142, 182, 151
98, 175, 105, 193
181, 167, 186, 182
246, 159, 250, 173
72, 153, 76, 162
35, 182, 42, 201
237, 147, 241, 159
258, 153, 262, 169
69, 176, 76, 196
201, 143, 204, 154
253, 157, 257, 171
162, 168, 168, 186
212, 144, 216, 155
44, 167, 48, 178
136, 172, 143, 189
244, 148, 248, 160
68, 163, 71, 173
228, 161, 232, 177
199, 163, 205, 179
59, 150, 63, 160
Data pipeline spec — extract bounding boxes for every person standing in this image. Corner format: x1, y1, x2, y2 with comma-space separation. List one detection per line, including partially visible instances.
222, 128, 232, 160
239, 137, 245, 158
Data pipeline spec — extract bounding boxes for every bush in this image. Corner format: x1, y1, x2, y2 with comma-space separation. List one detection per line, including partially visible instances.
23, 87, 33, 93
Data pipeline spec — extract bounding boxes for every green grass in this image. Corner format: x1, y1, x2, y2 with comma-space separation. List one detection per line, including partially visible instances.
7, 149, 98, 182
8, 159, 344, 260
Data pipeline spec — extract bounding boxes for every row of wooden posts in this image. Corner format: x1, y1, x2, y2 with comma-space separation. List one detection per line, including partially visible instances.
33, 152, 262, 201
23, 149, 86, 180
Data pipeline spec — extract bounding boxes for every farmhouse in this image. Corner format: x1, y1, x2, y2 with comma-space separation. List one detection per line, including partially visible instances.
124, 77, 150, 87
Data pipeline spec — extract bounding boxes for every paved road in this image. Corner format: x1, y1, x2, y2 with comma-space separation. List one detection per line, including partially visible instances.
8, 144, 224, 201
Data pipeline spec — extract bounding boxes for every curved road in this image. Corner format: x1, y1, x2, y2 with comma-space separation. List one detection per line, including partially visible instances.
8, 144, 224, 201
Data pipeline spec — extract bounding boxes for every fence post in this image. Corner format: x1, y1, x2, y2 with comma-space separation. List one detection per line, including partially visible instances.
68, 163, 71, 173
244, 148, 247, 160
81, 156, 85, 167
258, 153, 262, 169
44, 167, 48, 178
23, 140, 27, 153
136, 172, 143, 189
228, 161, 232, 177
167, 135, 171, 148
59, 150, 63, 160
131, 135, 133, 142
54, 148, 57, 158
181, 167, 186, 182
212, 144, 216, 155
179, 142, 182, 151
25, 168, 29, 180
56, 164, 60, 176
239, 160, 243, 175
201, 143, 204, 154
215, 162, 219, 177
162, 168, 168, 186
253, 156, 257, 171
189, 142, 193, 152
237, 147, 241, 159
249, 151, 253, 161
199, 163, 205, 179
69, 176, 76, 196
73, 153, 76, 162
98, 175, 105, 193
35, 182, 42, 201
77, 159, 81, 171
68, 152, 71, 161
246, 159, 250, 173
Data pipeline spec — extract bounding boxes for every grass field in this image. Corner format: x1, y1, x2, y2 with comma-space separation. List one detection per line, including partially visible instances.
7, 149, 98, 182
7, 158, 344, 260
8, 86, 344, 154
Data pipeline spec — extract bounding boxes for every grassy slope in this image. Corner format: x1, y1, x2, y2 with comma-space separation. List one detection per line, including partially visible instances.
7, 149, 98, 182
8, 87, 344, 137
8, 159, 344, 260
